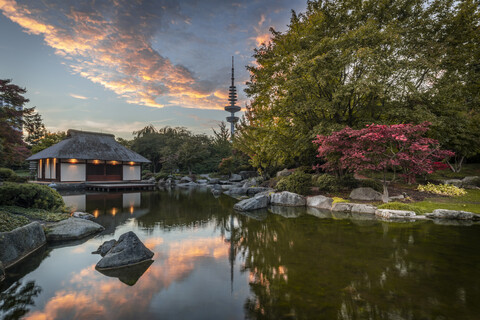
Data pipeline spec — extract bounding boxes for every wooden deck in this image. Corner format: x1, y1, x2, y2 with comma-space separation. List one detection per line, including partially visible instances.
85, 182, 156, 192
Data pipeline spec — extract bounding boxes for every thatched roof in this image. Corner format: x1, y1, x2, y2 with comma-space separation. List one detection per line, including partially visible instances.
26, 129, 150, 163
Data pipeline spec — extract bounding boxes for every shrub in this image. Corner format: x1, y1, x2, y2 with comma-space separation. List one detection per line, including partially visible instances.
378, 202, 423, 214
417, 183, 466, 196
0, 183, 65, 210
142, 172, 154, 180
276, 171, 312, 195
155, 172, 170, 181
0, 168, 15, 181
313, 174, 364, 192
0, 211, 30, 232
313, 174, 340, 192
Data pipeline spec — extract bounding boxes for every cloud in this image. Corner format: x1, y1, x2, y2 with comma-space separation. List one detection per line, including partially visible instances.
69, 93, 88, 100
0, 0, 225, 110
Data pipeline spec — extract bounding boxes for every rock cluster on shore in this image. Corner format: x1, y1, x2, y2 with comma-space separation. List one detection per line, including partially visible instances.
231, 186, 479, 223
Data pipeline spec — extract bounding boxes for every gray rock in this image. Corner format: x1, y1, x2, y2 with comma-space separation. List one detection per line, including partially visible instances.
306, 195, 333, 210
208, 178, 220, 184
213, 184, 223, 191
229, 174, 243, 182
234, 195, 269, 211
212, 189, 222, 197
48, 183, 57, 189
350, 187, 383, 201
196, 179, 208, 184
461, 176, 480, 189
350, 203, 377, 214
239, 171, 258, 180
426, 209, 480, 220
242, 178, 259, 188
180, 176, 193, 183
276, 168, 292, 177
221, 184, 236, 190
72, 212, 95, 220
443, 179, 463, 187
270, 191, 306, 206
0, 222, 46, 268
92, 239, 117, 256
375, 209, 416, 219
0, 261, 4, 282
96, 231, 154, 270
47, 218, 104, 242
97, 259, 153, 286
331, 202, 353, 212
389, 195, 405, 201
246, 187, 272, 196
224, 187, 248, 196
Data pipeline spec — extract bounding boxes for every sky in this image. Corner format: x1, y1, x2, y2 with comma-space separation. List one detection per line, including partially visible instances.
0, 0, 307, 139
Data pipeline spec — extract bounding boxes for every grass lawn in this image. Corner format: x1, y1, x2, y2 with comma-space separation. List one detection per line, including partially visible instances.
410, 189, 480, 214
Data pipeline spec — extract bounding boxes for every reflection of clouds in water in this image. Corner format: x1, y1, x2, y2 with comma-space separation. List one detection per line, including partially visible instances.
25, 237, 228, 319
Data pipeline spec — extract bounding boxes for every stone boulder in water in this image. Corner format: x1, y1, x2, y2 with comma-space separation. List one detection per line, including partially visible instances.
96, 231, 154, 270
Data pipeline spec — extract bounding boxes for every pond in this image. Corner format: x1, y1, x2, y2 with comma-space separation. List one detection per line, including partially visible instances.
1, 188, 479, 319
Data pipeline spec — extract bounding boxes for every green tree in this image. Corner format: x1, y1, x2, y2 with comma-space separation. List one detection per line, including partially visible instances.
30, 131, 67, 154
236, 0, 480, 173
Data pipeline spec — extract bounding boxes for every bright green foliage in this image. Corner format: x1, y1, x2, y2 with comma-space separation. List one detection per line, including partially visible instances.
0, 211, 30, 232
332, 197, 350, 204
417, 183, 466, 196
0, 183, 64, 210
235, 0, 480, 173
276, 170, 312, 195
377, 202, 423, 214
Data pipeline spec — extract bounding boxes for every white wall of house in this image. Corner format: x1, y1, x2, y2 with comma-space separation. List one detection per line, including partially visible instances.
61, 163, 86, 181
44, 159, 56, 179
122, 165, 140, 181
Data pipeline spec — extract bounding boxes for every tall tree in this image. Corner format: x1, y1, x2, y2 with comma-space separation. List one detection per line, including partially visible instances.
235, 0, 479, 173
0, 79, 31, 167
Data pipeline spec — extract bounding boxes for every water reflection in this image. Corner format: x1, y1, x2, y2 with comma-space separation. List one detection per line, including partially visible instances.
0, 281, 42, 320
1, 189, 479, 319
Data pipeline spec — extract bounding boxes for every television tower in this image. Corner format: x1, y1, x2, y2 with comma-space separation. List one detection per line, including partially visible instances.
225, 56, 240, 137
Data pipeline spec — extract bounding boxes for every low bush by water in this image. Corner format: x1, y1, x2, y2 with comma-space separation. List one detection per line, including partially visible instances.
0, 183, 65, 211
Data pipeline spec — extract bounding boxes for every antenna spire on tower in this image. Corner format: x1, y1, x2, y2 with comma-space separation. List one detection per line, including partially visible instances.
225, 56, 240, 137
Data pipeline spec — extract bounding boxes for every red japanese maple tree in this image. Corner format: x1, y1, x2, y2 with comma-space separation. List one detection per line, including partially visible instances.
313, 122, 454, 202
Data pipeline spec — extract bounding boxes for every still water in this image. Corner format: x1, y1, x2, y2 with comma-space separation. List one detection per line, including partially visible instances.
1, 188, 479, 320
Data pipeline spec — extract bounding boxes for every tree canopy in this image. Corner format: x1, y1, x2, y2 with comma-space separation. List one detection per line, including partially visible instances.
235, 0, 480, 174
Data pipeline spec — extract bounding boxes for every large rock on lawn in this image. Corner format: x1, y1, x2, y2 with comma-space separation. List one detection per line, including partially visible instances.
375, 209, 416, 219
0, 222, 46, 268
426, 209, 480, 220
239, 171, 258, 180
276, 168, 292, 177
234, 194, 269, 211
47, 218, 104, 242
96, 231, 154, 270
306, 195, 333, 210
270, 191, 306, 206
350, 187, 383, 201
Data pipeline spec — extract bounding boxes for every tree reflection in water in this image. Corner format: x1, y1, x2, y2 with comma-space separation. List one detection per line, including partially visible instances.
231, 212, 480, 320
0, 281, 42, 320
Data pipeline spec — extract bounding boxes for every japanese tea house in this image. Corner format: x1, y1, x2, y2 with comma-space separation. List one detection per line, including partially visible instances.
26, 129, 150, 182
